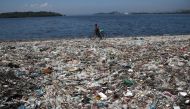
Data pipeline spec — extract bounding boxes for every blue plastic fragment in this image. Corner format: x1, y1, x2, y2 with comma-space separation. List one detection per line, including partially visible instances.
18, 104, 26, 109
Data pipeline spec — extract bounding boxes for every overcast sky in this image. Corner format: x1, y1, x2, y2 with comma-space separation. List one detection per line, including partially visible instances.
0, 0, 190, 15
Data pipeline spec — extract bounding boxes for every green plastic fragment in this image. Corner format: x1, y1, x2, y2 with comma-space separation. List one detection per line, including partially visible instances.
123, 79, 134, 87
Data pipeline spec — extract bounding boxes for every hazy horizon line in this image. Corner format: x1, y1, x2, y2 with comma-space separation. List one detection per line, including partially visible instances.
1, 9, 190, 16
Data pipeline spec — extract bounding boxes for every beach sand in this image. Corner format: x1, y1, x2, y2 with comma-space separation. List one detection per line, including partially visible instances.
0, 35, 190, 108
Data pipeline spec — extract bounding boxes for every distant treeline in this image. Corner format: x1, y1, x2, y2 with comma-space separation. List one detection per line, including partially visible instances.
131, 10, 190, 14
0, 11, 63, 18
95, 11, 124, 15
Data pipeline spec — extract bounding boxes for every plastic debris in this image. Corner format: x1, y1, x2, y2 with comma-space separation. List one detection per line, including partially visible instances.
178, 92, 187, 97
35, 88, 44, 96
66, 67, 80, 72
123, 79, 134, 87
173, 106, 180, 109
124, 90, 134, 97
42, 67, 53, 74
18, 104, 26, 109
0, 36, 190, 108
185, 100, 190, 104
82, 96, 91, 104
98, 92, 108, 100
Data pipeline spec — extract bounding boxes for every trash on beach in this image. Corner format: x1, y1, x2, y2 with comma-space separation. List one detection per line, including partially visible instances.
0, 36, 190, 108
173, 106, 181, 109
42, 67, 53, 74
178, 92, 187, 97
123, 79, 134, 87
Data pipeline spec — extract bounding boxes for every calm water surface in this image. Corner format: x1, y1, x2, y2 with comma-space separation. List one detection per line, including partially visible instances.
0, 14, 190, 40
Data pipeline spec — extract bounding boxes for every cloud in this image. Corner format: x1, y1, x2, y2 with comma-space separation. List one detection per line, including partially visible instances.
40, 3, 48, 8
30, 4, 38, 8
28, 2, 49, 8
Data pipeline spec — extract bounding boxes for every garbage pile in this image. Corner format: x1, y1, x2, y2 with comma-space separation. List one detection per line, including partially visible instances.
0, 36, 190, 109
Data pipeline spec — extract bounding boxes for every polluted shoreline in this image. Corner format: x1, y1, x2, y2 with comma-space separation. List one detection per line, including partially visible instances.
0, 35, 190, 109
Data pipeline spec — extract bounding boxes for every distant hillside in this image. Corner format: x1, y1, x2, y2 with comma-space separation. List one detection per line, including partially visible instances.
131, 10, 190, 14
94, 10, 190, 16
0, 11, 64, 18
94, 11, 127, 15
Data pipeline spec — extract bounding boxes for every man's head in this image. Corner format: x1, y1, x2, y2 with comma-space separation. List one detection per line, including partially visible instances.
95, 24, 98, 27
